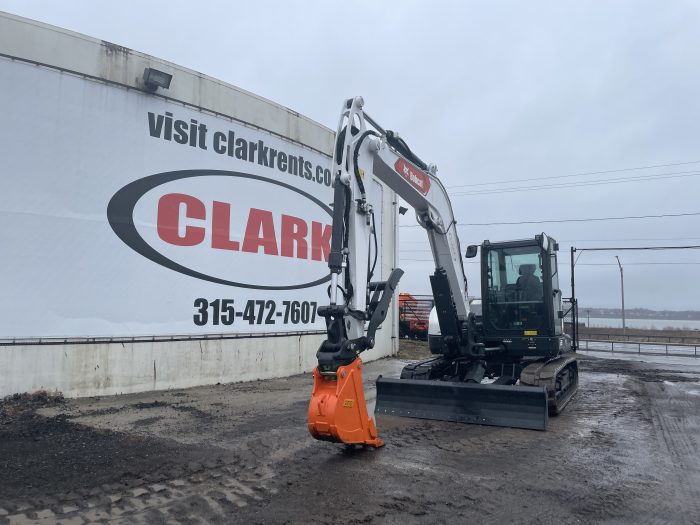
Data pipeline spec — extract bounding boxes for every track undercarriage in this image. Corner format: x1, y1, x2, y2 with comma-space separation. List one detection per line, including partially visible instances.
520, 354, 578, 415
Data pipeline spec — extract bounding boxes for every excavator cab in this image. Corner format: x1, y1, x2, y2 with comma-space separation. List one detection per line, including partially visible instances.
479, 234, 569, 357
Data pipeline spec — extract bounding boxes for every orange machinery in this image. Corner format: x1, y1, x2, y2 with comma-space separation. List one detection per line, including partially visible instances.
398, 292, 432, 338
308, 359, 383, 447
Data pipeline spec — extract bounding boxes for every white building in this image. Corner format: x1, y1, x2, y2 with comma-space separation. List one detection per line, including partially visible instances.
0, 12, 399, 397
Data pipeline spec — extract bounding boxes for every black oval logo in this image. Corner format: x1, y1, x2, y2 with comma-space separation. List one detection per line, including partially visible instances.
107, 170, 332, 290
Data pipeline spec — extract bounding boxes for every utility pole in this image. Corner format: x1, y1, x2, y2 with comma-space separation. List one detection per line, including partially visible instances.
586, 309, 590, 328
615, 256, 626, 334
570, 246, 578, 351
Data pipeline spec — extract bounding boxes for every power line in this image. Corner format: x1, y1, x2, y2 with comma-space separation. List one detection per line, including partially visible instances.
400, 259, 700, 266
449, 170, 700, 197
561, 237, 700, 242
445, 160, 700, 189
577, 262, 700, 266
399, 211, 700, 228
400, 245, 700, 254
401, 258, 479, 263
397, 236, 700, 245
575, 245, 700, 251
402, 245, 700, 253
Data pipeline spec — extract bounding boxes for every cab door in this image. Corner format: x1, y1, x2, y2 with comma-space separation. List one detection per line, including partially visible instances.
549, 250, 562, 336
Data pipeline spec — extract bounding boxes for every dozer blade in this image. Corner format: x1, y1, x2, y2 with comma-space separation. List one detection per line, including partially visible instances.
375, 376, 549, 431
308, 358, 384, 447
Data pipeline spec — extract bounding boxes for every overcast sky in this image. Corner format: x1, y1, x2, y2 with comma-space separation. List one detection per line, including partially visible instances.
3, 0, 699, 311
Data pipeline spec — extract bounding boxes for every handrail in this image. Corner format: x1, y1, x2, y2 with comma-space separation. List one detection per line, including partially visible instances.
580, 332, 700, 344
579, 338, 698, 357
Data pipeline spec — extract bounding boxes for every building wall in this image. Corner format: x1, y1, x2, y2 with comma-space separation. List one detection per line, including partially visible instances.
0, 12, 399, 398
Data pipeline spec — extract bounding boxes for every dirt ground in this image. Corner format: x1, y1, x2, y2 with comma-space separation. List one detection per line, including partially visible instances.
2, 342, 700, 525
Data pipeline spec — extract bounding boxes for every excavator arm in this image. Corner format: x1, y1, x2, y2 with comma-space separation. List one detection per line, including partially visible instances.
308, 97, 475, 446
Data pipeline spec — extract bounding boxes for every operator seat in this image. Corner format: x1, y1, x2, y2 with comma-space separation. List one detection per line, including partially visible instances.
517, 264, 542, 301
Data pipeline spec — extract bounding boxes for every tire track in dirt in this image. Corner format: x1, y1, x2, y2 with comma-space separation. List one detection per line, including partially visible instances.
646, 381, 700, 525
0, 447, 279, 524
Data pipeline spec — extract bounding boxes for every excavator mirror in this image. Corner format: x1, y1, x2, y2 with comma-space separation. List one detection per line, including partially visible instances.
465, 245, 478, 258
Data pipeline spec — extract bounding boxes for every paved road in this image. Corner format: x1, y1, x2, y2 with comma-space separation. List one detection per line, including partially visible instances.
1, 354, 699, 524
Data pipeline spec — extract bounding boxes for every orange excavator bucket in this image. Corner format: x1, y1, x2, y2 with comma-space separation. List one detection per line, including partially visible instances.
308, 358, 384, 448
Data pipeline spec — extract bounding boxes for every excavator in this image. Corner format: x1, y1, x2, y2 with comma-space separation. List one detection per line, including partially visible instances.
307, 97, 578, 447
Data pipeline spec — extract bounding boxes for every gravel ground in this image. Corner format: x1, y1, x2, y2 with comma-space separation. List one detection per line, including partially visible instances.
1, 344, 699, 524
